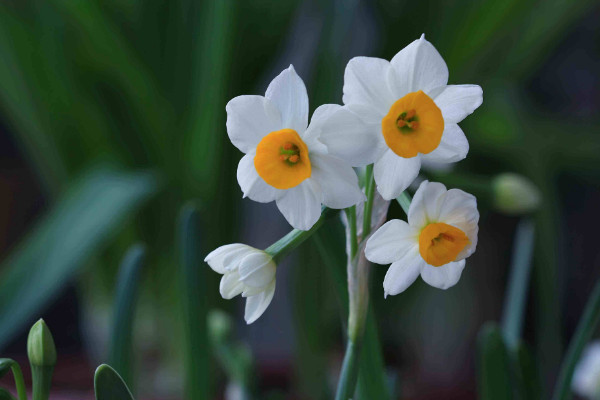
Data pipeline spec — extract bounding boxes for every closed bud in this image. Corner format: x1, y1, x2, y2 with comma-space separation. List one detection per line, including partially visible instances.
492, 173, 541, 215
27, 319, 57, 368
208, 310, 233, 344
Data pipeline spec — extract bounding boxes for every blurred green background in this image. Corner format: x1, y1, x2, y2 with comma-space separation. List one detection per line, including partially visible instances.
0, 0, 599, 399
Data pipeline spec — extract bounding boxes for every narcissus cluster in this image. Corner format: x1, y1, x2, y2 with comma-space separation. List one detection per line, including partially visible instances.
207, 35, 482, 323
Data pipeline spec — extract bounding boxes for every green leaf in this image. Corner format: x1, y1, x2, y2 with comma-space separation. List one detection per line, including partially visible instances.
177, 205, 209, 400
0, 359, 13, 380
108, 244, 146, 388
477, 323, 513, 400
0, 388, 16, 400
94, 364, 134, 400
0, 359, 26, 400
514, 343, 541, 400
552, 279, 600, 400
0, 167, 159, 350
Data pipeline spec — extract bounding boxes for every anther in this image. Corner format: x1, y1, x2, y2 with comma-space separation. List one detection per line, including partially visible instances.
289, 155, 299, 163
405, 109, 416, 120
283, 143, 293, 150
396, 120, 407, 128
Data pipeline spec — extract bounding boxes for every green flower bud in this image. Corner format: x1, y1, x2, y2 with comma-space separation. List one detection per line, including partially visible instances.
492, 173, 541, 215
27, 319, 57, 368
208, 310, 233, 344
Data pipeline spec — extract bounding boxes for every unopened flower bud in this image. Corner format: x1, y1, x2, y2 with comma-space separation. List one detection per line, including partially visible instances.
208, 310, 233, 344
492, 173, 541, 215
27, 319, 57, 368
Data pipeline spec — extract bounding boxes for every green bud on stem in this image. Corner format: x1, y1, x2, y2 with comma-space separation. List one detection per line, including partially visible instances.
27, 319, 56, 400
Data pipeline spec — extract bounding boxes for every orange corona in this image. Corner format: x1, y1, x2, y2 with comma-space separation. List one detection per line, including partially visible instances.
419, 222, 469, 267
381, 90, 444, 158
254, 128, 311, 189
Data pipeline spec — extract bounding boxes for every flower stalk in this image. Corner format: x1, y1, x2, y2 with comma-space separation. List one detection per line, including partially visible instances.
336, 168, 376, 400
266, 207, 332, 263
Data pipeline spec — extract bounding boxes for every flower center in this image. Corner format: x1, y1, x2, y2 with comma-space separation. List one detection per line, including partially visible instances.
254, 128, 311, 190
381, 90, 444, 158
418, 222, 469, 267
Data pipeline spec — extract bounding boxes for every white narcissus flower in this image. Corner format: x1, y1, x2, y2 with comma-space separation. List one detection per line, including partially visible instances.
205, 244, 276, 324
365, 180, 479, 296
320, 34, 483, 200
573, 341, 600, 399
227, 65, 365, 231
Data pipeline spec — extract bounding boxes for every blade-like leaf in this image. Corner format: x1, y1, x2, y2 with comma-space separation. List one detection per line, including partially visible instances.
0, 359, 12, 380
514, 342, 542, 400
0, 167, 159, 350
108, 244, 146, 388
477, 323, 513, 400
0, 388, 16, 400
0, 359, 26, 400
94, 364, 134, 400
178, 204, 209, 400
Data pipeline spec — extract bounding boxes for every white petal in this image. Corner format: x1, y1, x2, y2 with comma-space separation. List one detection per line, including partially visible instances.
205, 243, 251, 274
573, 342, 600, 397
408, 180, 447, 228
238, 252, 276, 289
390, 35, 448, 96
237, 152, 281, 203
432, 84, 483, 124
265, 65, 308, 133
437, 188, 479, 260
219, 272, 244, 299
319, 106, 386, 167
226, 95, 281, 153
302, 104, 340, 154
311, 154, 365, 209
276, 180, 322, 230
244, 281, 276, 324
423, 124, 469, 164
373, 150, 421, 200
366, 219, 419, 265
343, 56, 397, 112
420, 260, 466, 290
383, 248, 424, 296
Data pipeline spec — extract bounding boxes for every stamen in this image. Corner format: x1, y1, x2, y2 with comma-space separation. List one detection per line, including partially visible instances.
396, 119, 407, 128
405, 109, 416, 120
289, 155, 299, 163
283, 143, 293, 150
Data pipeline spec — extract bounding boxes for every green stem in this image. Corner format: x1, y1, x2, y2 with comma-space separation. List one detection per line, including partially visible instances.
266, 208, 331, 263
31, 365, 54, 400
345, 206, 358, 259
501, 218, 535, 349
10, 363, 27, 400
362, 165, 375, 238
396, 191, 412, 215
552, 279, 600, 400
336, 248, 371, 399
335, 341, 361, 400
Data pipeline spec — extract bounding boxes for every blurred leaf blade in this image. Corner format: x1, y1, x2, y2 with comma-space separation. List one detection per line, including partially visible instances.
108, 244, 146, 388
514, 343, 542, 400
178, 204, 209, 400
0, 388, 16, 400
0, 167, 159, 350
477, 323, 513, 400
94, 364, 135, 400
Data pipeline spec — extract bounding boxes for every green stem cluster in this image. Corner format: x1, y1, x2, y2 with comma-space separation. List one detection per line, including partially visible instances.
335, 165, 379, 400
